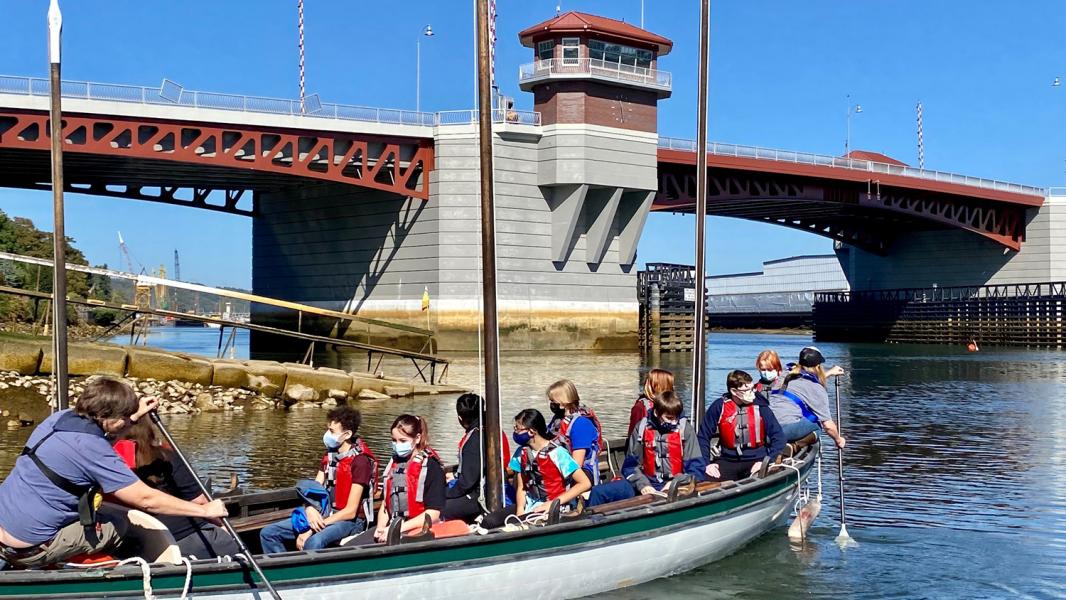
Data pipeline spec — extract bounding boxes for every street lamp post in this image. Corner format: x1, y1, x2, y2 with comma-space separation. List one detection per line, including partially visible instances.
845, 94, 862, 157
416, 24, 433, 113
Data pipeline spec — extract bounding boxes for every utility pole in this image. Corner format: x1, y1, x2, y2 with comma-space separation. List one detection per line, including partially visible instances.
47, 0, 69, 411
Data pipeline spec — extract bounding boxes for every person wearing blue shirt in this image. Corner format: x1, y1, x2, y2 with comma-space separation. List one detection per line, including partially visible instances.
0, 378, 227, 569
546, 379, 602, 485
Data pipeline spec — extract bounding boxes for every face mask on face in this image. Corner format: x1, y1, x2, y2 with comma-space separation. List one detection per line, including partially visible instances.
323, 430, 348, 450
392, 440, 414, 458
760, 369, 778, 383
733, 389, 756, 404
512, 430, 533, 446
549, 402, 566, 418
659, 419, 678, 432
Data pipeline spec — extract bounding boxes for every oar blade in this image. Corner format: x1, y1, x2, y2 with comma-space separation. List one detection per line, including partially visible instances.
835, 523, 859, 548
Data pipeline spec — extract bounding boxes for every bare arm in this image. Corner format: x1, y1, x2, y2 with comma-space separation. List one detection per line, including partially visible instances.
112, 480, 227, 518
400, 509, 440, 533
552, 467, 591, 507
323, 483, 365, 526
822, 420, 846, 448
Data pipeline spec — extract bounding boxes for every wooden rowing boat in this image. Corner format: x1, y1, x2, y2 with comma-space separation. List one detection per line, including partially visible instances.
0, 445, 816, 599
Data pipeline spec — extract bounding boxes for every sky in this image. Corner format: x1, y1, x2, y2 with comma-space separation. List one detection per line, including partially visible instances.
1, 0, 1065, 288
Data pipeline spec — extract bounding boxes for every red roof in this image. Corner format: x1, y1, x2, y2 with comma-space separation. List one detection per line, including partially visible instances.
519, 11, 673, 55
845, 150, 908, 166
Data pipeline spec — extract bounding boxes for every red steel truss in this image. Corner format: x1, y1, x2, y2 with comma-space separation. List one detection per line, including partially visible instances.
0, 110, 434, 207
655, 161, 1032, 253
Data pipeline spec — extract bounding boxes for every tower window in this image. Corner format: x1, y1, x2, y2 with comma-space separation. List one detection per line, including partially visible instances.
537, 40, 554, 61
561, 37, 580, 65
589, 39, 653, 69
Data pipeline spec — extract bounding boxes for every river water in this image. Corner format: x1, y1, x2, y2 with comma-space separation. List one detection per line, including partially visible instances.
1, 329, 1063, 598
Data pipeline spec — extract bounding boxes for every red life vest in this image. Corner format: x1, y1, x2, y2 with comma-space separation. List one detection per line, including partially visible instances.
518, 440, 569, 504
637, 417, 687, 481
384, 447, 442, 520
556, 406, 603, 484
719, 400, 766, 453
321, 437, 378, 518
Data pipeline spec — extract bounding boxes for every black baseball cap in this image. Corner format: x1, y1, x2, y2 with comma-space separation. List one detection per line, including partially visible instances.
799, 347, 825, 368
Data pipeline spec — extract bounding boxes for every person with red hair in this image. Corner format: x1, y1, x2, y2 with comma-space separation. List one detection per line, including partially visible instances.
755, 350, 784, 396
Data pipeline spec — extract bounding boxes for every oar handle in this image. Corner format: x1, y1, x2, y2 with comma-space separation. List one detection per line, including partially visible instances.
148, 411, 284, 600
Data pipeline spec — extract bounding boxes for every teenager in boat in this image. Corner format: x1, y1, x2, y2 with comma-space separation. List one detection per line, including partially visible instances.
0, 378, 227, 570
767, 347, 847, 448
755, 350, 784, 395
113, 420, 239, 559
481, 409, 592, 529
588, 390, 706, 506
546, 379, 603, 486
444, 393, 498, 523
698, 370, 787, 482
345, 414, 446, 545
626, 368, 675, 452
259, 406, 377, 553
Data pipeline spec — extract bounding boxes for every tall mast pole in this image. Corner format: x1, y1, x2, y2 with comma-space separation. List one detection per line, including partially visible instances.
475, 0, 504, 512
690, 0, 711, 430
47, 0, 69, 412
298, 0, 305, 112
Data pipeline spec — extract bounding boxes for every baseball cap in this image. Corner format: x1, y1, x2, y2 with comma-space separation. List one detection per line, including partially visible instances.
798, 346, 825, 368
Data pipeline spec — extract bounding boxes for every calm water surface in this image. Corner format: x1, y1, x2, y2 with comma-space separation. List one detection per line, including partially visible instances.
2, 329, 1064, 598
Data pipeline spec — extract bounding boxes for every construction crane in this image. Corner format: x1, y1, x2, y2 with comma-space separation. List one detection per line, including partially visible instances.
116, 231, 144, 274
173, 250, 181, 311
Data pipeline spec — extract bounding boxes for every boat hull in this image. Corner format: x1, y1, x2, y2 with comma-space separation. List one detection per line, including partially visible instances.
0, 451, 813, 599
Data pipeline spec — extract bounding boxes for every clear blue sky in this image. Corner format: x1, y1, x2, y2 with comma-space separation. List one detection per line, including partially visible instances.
1, 0, 1064, 288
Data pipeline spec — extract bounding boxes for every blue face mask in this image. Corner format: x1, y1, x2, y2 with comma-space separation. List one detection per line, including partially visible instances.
512, 431, 533, 446
760, 369, 779, 383
392, 440, 414, 458
323, 430, 346, 450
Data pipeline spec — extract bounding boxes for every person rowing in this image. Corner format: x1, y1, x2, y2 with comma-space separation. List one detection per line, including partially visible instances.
0, 378, 227, 570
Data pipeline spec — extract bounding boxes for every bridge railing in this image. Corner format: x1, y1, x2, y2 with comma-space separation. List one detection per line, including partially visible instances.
0, 75, 541, 128
658, 136, 1045, 197
436, 109, 542, 126
519, 58, 672, 90
816, 281, 1066, 304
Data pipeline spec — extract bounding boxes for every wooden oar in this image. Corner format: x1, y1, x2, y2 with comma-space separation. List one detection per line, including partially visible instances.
833, 378, 857, 547
149, 411, 284, 599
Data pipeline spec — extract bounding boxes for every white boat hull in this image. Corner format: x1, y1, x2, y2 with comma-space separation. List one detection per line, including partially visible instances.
192, 482, 799, 600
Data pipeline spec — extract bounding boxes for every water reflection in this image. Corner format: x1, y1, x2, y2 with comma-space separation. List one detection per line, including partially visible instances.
1, 332, 1065, 598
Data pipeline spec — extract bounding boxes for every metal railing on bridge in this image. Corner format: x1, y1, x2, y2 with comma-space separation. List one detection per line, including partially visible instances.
816, 281, 1066, 304
518, 58, 672, 91
0, 75, 540, 128
658, 137, 1046, 197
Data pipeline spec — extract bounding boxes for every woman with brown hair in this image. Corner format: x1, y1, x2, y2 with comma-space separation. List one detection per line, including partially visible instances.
344, 414, 446, 546
114, 420, 238, 559
627, 369, 675, 442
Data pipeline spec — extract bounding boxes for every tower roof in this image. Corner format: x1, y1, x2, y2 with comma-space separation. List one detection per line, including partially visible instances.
519, 11, 673, 55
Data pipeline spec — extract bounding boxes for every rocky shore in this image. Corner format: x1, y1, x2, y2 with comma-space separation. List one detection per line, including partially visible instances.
0, 333, 467, 430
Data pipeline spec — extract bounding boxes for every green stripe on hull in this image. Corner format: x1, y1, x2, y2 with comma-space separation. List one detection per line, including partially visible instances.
0, 475, 799, 597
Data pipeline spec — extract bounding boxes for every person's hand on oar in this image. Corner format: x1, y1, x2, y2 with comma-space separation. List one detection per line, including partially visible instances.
201, 499, 228, 519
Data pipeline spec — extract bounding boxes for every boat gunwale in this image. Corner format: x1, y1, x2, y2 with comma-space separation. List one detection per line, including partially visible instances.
0, 445, 816, 595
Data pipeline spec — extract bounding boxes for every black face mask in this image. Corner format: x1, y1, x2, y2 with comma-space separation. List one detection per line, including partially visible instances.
549, 402, 566, 418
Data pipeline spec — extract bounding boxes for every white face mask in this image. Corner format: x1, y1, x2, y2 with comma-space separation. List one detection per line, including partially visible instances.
760, 369, 778, 383
733, 389, 756, 404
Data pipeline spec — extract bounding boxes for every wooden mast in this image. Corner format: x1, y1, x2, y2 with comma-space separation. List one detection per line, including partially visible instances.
475, 0, 504, 512
691, 0, 711, 429
47, 0, 69, 411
